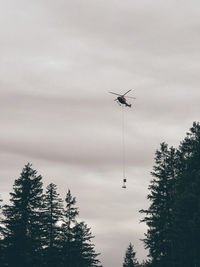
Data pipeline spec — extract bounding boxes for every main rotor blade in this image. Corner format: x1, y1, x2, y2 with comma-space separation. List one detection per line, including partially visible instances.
109, 91, 122, 96
123, 89, 132, 96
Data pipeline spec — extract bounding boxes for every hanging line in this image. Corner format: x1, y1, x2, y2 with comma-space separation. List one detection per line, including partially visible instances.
122, 105, 126, 179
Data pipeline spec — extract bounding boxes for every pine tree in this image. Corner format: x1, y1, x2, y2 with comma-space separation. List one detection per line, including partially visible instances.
0, 196, 6, 267
73, 221, 101, 267
141, 122, 200, 267
0, 196, 3, 238
3, 163, 44, 267
123, 243, 139, 267
171, 122, 200, 267
43, 183, 64, 267
61, 190, 101, 267
61, 189, 79, 267
140, 143, 178, 266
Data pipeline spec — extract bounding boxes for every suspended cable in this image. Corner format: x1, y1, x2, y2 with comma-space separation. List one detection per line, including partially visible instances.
122, 105, 127, 189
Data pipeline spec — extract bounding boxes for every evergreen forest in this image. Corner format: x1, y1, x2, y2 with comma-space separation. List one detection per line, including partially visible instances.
0, 164, 101, 267
1, 122, 200, 267
140, 122, 200, 267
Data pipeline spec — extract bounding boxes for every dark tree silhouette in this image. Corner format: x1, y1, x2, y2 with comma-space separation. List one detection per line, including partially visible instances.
172, 122, 200, 267
1, 165, 102, 267
140, 143, 178, 266
3, 163, 44, 267
61, 189, 79, 267
0, 196, 3, 237
123, 243, 139, 267
141, 122, 200, 267
61, 190, 101, 267
43, 183, 64, 267
0, 196, 6, 267
73, 221, 101, 267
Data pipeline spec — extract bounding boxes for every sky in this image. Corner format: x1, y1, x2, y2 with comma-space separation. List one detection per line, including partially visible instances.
1, 0, 200, 266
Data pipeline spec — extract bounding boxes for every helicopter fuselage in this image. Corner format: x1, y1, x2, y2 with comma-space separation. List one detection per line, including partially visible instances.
117, 96, 131, 107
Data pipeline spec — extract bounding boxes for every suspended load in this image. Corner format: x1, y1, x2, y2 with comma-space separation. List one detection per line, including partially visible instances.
122, 178, 127, 189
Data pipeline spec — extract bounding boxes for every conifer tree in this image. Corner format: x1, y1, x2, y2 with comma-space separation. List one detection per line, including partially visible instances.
0, 196, 6, 267
43, 183, 63, 267
3, 163, 44, 267
61, 189, 79, 267
0, 196, 3, 238
140, 143, 178, 266
141, 122, 200, 267
172, 122, 200, 267
123, 243, 139, 267
61, 190, 101, 267
73, 221, 101, 267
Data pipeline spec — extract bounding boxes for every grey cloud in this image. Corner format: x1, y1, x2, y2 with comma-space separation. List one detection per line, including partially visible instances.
1, 1, 200, 266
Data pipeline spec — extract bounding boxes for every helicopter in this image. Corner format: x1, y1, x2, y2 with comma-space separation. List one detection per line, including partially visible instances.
109, 89, 135, 107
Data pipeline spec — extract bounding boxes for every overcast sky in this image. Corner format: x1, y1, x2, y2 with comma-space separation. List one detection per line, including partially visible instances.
1, 0, 200, 266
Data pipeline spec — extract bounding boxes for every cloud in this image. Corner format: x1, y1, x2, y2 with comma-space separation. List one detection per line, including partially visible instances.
1, 0, 200, 266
